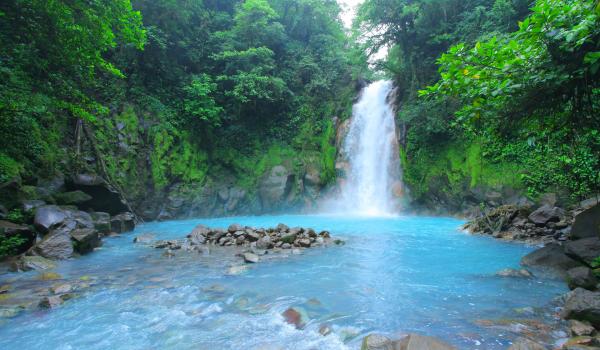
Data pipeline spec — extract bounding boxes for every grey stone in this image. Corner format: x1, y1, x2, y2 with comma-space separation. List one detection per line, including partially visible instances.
394, 334, 457, 350
562, 288, 600, 328
569, 319, 595, 337
565, 237, 600, 266
567, 267, 599, 290
10, 255, 56, 271
572, 203, 600, 239
256, 236, 273, 250
243, 252, 259, 263
528, 205, 565, 225
70, 228, 101, 254
520, 244, 580, 273
90, 212, 111, 233
35, 228, 74, 259
34, 205, 67, 233
507, 337, 548, 350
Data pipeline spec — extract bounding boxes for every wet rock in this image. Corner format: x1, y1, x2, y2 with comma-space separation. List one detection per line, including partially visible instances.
226, 265, 249, 275
257, 236, 273, 250
54, 191, 93, 206
228, 223, 243, 233
35, 228, 74, 259
572, 202, 600, 240
110, 212, 135, 233
567, 267, 598, 290
394, 334, 457, 350
361, 334, 394, 350
563, 336, 596, 348
0, 220, 36, 254
281, 243, 291, 249
243, 252, 259, 263
188, 224, 209, 245
496, 268, 534, 278
569, 320, 595, 337
507, 337, 548, 350
528, 205, 565, 226
10, 255, 56, 271
246, 230, 260, 242
37, 271, 62, 280
133, 233, 155, 244
282, 307, 308, 329
39, 295, 64, 308
319, 324, 332, 336
90, 212, 111, 233
565, 238, 600, 266
70, 228, 101, 254
34, 205, 67, 233
277, 223, 290, 232
297, 238, 311, 248
520, 244, 580, 274
562, 288, 600, 327
50, 283, 73, 294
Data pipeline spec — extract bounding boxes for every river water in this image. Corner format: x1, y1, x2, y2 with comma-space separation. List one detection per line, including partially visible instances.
0, 215, 566, 349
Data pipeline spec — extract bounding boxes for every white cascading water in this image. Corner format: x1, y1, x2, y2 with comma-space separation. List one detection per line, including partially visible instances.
331, 80, 402, 215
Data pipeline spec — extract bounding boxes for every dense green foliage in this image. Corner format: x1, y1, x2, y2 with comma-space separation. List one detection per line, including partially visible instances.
356, 0, 600, 205
0, 0, 356, 205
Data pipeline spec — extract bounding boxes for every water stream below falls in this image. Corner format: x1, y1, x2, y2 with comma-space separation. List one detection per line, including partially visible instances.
0, 215, 567, 349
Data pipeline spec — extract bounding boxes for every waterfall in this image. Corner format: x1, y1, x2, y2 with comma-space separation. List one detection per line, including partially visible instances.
327, 80, 403, 215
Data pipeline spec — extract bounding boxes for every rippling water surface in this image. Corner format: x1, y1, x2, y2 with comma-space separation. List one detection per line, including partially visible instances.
0, 215, 567, 349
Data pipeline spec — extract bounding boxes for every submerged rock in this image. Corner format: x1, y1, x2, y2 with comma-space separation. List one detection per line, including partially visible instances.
507, 337, 548, 350
282, 307, 308, 329
496, 268, 534, 278
10, 255, 56, 272
361, 334, 394, 350
133, 233, 155, 244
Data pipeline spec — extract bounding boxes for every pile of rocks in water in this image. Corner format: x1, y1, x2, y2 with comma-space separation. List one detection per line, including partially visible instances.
5, 205, 136, 272
141, 223, 342, 261
464, 197, 600, 244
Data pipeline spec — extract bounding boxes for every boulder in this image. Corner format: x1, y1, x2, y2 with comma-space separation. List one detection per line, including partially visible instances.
110, 212, 135, 233
54, 191, 93, 206
571, 203, 600, 240
188, 224, 209, 245
243, 252, 259, 263
90, 212, 111, 233
520, 244, 580, 273
259, 166, 293, 212
0, 220, 36, 254
63, 208, 94, 230
228, 223, 243, 233
394, 334, 457, 350
10, 255, 56, 271
282, 307, 308, 329
567, 267, 598, 290
276, 223, 289, 232
39, 295, 64, 309
528, 205, 565, 226
256, 236, 273, 250
507, 337, 548, 350
70, 228, 101, 254
133, 233, 155, 244
564, 237, 600, 266
361, 334, 394, 350
34, 205, 67, 233
562, 288, 600, 327
569, 320, 595, 337
34, 228, 74, 259
297, 238, 311, 248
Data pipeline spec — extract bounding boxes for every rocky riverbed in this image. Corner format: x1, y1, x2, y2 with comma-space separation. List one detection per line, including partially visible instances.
463, 197, 600, 349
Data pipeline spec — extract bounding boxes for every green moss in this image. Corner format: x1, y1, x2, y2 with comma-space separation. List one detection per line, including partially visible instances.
319, 119, 337, 184
0, 153, 22, 183
402, 137, 522, 201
